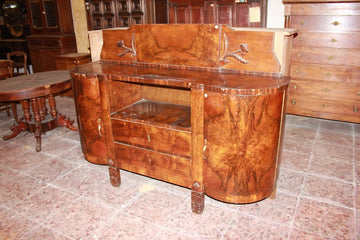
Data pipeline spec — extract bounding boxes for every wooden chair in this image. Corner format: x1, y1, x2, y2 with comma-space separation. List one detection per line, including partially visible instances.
7, 51, 30, 76
0, 60, 17, 120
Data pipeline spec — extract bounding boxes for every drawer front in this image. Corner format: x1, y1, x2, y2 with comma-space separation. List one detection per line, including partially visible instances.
292, 47, 360, 67
287, 94, 360, 123
290, 64, 360, 84
112, 119, 191, 158
288, 79, 360, 108
289, 3, 360, 16
115, 143, 191, 188
293, 32, 360, 49
290, 15, 360, 32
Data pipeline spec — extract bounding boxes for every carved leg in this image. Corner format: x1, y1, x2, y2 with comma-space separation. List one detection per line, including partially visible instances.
3, 119, 27, 140
58, 114, 78, 131
22, 100, 31, 122
11, 103, 18, 123
48, 95, 58, 119
31, 98, 42, 152
191, 181, 204, 214
109, 166, 121, 187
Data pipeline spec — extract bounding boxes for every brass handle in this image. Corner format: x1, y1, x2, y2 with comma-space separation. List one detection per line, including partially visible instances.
332, 21, 340, 26
330, 38, 337, 43
298, 36, 304, 41
294, 69, 299, 74
297, 53, 301, 58
354, 107, 358, 112
328, 56, 335, 60
147, 133, 151, 142
322, 88, 330, 92
325, 72, 333, 77
291, 100, 296, 105
357, 92, 360, 96
97, 119, 102, 137
293, 85, 297, 90
322, 104, 327, 108
300, 20, 304, 25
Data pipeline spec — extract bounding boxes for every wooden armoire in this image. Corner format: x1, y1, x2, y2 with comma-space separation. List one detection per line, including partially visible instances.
26, 0, 77, 72
283, 0, 360, 123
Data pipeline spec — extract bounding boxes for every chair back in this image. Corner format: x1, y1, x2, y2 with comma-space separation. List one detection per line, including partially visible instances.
7, 51, 28, 75
0, 60, 14, 80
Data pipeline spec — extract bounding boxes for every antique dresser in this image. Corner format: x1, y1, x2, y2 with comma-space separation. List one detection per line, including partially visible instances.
283, 0, 360, 123
71, 24, 296, 213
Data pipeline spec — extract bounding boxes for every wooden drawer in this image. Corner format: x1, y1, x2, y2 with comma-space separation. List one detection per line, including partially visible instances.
290, 15, 360, 32
290, 64, 360, 84
289, 3, 360, 16
288, 79, 360, 103
55, 53, 91, 70
114, 143, 191, 188
287, 94, 360, 123
293, 32, 360, 49
111, 119, 191, 158
292, 47, 360, 67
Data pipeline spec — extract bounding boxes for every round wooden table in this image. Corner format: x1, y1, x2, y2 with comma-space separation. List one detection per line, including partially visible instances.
0, 70, 77, 152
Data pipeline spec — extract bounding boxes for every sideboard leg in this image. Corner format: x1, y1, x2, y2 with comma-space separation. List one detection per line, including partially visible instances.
191, 181, 204, 214
109, 166, 121, 187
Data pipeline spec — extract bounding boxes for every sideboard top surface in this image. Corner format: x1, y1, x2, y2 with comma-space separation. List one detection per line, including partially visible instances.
71, 61, 290, 95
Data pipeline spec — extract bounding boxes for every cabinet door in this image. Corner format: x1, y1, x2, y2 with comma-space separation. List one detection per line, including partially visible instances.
27, 0, 60, 33
30, 48, 61, 72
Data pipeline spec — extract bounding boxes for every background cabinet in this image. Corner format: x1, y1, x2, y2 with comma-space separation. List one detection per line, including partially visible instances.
26, 0, 76, 72
169, 0, 267, 27
86, 0, 150, 29
283, 0, 360, 123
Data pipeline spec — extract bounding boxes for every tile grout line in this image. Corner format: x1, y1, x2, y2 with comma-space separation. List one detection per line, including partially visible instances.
286, 120, 320, 240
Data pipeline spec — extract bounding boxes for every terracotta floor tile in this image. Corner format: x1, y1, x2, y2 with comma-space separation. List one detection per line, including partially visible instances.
96, 212, 162, 239
357, 184, 360, 210
41, 137, 79, 156
154, 228, 198, 240
277, 168, 305, 196
280, 149, 310, 172
51, 165, 108, 195
356, 164, 360, 185
0, 206, 38, 239
1, 150, 50, 172
313, 142, 354, 164
166, 203, 236, 239
0, 173, 46, 207
284, 126, 318, 142
285, 114, 321, 129
21, 225, 71, 240
293, 198, 355, 239
289, 228, 332, 240
26, 157, 79, 183
302, 175, 354, 208
283, 139, 314, 153
319, 120, 354, 135
308, 156, 354, 183
125, 187, 187, 225
45, 197, 115, 239
223, 214, 290, 240
238, 192, 298, 224
14, 185, 79, 222
317, 131, 354, 146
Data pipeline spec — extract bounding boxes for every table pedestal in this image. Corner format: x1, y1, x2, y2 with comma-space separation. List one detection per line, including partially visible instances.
3, 95, 77, 152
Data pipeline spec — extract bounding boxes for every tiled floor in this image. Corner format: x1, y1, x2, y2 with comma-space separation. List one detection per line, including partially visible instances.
0, 96, 359, 240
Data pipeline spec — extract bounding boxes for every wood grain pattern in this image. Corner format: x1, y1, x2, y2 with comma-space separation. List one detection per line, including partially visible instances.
203, 89, 286, 203
71, 73, 108, 164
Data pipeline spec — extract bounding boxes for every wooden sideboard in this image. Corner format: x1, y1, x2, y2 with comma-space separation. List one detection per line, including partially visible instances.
283, 0, 360, 123
71, 24, 296, 213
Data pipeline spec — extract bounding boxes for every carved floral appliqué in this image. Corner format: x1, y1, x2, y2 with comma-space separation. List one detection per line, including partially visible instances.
219, 33, 249, 65
117, 33, 137, 58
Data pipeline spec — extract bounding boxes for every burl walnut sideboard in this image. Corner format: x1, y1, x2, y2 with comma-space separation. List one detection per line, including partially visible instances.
71, 24, 296, 213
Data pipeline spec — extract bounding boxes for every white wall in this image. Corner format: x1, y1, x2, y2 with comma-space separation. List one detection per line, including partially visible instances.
267, 0, 285, 28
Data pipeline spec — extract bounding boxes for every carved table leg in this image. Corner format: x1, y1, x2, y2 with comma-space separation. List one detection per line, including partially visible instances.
191, 181, 204, 214
48, 94, 77, 131
31, 98, 42, 152
2, 100, 30, 140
